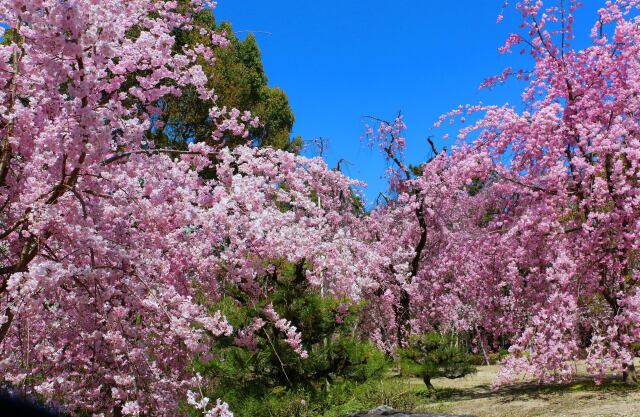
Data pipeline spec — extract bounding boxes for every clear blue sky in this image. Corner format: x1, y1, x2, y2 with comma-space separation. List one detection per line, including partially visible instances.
215, 1, 603, 205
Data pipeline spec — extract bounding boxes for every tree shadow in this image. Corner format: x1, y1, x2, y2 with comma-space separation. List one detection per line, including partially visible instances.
420, 376, 639, 405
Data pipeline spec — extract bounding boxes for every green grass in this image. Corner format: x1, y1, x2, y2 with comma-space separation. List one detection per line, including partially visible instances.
319, 378, 424, 417
320, 374, 640, 417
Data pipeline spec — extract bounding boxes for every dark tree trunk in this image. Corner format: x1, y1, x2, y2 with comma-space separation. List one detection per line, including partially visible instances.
396, 289, 411, 346
394, 200, 428, 347
422, 374, 434, 390
623, 361, 638, 385
601, 284, 638, 385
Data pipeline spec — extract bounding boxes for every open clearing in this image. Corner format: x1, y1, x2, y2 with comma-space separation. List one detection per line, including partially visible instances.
404, 361, 640, 417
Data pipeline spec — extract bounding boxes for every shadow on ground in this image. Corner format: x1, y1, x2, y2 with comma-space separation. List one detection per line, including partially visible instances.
420, 375, 637, 404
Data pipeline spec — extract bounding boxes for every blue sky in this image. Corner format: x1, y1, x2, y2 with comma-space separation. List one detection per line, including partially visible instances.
215, 1, 603, 205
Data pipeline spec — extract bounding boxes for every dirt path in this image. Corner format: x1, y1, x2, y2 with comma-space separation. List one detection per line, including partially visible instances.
412, 361, 640, 417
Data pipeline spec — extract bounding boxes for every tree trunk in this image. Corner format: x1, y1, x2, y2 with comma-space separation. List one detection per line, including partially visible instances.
396, 289, 411, 347
623, 361, 638, 385
422, 374, 434, 390
0, 308, 14, 344
477, 328, 490, 366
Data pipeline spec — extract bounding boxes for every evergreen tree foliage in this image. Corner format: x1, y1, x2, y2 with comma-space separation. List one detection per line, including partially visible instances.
194, 260, 387, 417
400, 332, 476, 390
152, 2, 301, 151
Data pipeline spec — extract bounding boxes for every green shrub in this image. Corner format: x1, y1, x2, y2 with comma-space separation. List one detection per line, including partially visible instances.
318, 378, 420, 417
400, 332, 476, 390
488, 348, 510, 364
471, 348, 510, 365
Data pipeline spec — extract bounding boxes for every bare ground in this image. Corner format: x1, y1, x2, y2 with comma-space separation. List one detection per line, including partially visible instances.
410, 360, 640, 417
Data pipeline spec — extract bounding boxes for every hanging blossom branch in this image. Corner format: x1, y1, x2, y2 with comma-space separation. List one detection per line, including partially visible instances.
264, 304, 309, 359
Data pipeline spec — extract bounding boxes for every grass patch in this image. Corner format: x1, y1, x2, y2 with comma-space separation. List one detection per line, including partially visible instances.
255, 368, 640, 416
320, 378, 422, 417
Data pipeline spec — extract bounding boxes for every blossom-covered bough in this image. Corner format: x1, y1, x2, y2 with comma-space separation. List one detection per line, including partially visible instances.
0, 1, 371, 415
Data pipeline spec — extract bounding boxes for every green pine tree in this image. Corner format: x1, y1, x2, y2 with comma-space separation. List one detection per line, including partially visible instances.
193, 259, 387, 417
152, 2, 302, 152
400, 332, 476, 390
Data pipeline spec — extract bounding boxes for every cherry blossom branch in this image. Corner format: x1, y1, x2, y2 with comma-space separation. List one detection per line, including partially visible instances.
363, 114, 411, 181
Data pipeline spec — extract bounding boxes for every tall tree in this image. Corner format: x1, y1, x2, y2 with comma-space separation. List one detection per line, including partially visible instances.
373, 0, 640, 385
446, 0, 640, 385
364, 0, 640, 387
152, 3, 302, 152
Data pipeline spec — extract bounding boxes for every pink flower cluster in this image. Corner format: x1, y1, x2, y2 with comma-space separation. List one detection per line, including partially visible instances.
264, 304, 308, 359
234, 318, 266, 350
